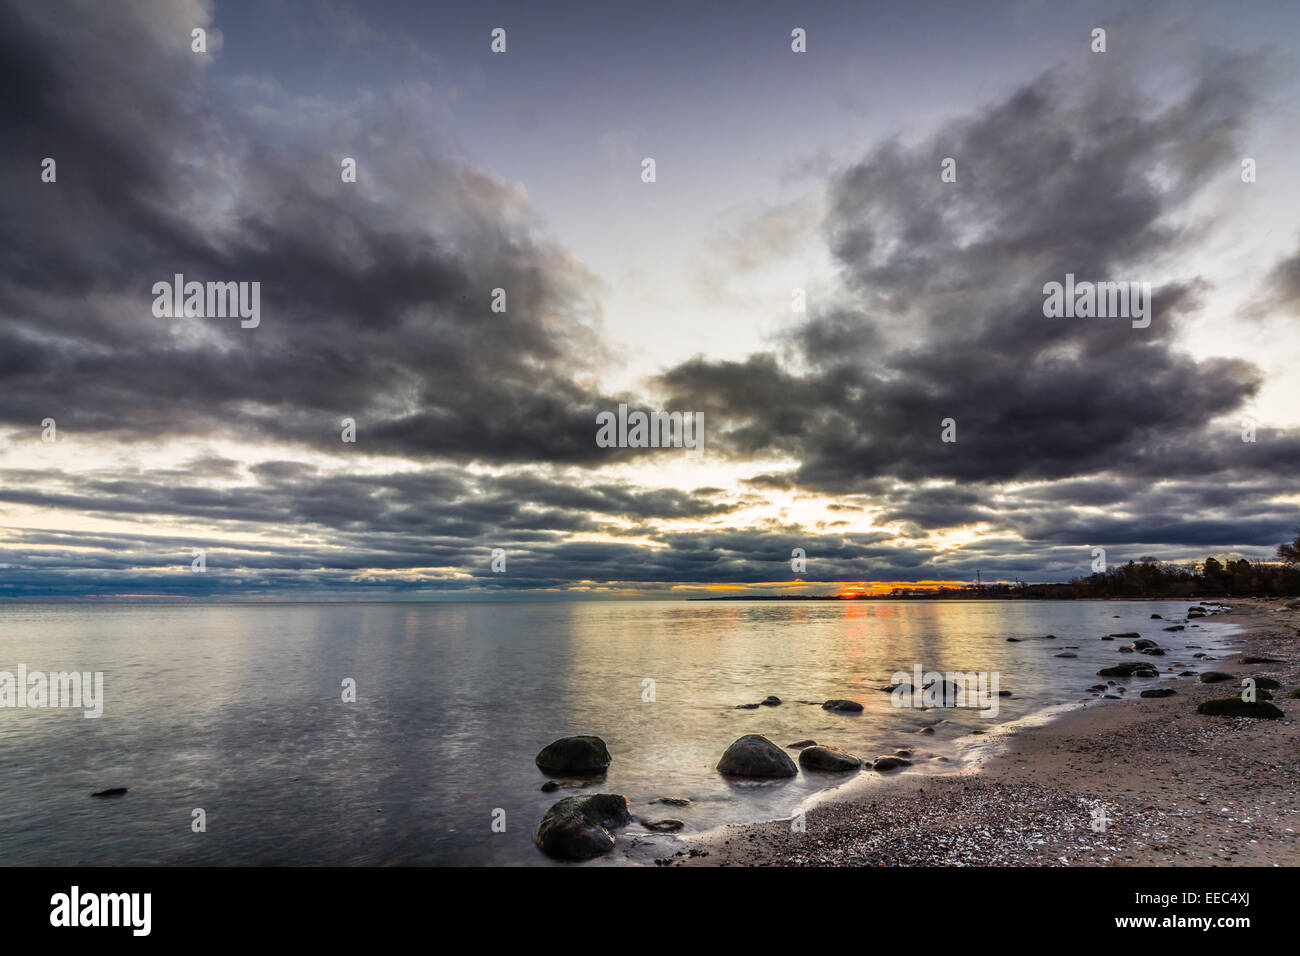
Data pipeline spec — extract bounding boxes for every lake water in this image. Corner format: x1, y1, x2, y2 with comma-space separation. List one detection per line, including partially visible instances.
0, 600, 1238, 865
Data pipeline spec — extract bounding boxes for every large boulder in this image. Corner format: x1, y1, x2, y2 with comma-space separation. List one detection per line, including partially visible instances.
716, 734, 798, 778
535, 735, 611, 774
1196, 697, 1283, 719
798, 745, 863, 772
533, 794, 631, 860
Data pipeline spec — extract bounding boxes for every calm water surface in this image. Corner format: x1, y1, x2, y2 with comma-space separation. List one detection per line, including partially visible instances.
0, 600, 1237, 865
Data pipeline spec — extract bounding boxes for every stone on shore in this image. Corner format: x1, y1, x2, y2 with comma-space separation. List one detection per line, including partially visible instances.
1196, 697, 1283, 719
534, 794, 631, 860
535, 735, 612, 774
1140, 688, 1177, 698
717, 734, 799, 778
799, 745, 864, 772
1197, 672, 1234, 684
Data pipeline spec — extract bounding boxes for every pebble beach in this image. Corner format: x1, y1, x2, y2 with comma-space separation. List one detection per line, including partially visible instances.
662, 599, 1300, 867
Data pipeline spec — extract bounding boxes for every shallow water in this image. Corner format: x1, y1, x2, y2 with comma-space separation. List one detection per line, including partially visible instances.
0, 600, 1237, 865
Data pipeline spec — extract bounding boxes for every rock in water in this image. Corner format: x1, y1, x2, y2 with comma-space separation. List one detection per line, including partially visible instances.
535, 735, 612, 774
1131, 639, 1159, 650
91, 788, 127, 798
786, 739, 817, 749
798, 745, 864, 772
821, 699, 864, 713
534, 794, 632, 860
641, 819, 685, 832
716, 734, 799, 778
1196, 697, 1283, 719
871, 755, 912, 771
1097, 662, 1159, 678
759, 695, 782, 706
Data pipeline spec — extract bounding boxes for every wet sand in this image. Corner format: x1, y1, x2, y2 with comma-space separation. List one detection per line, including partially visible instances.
663, 599, 1300, 866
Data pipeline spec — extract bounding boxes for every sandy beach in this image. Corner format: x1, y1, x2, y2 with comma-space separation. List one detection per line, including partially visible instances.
663, 599, 1300, 867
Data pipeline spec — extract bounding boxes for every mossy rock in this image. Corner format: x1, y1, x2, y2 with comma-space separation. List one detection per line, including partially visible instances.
1196, 697, 1283, 719
1250, 677, 1281, 690
1288, 687, 1300, 699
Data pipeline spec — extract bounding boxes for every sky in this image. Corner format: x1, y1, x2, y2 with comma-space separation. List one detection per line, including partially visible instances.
1, 0, 1298, 600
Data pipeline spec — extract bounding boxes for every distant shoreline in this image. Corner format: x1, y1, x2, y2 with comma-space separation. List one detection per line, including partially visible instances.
689, 593, 1265, 601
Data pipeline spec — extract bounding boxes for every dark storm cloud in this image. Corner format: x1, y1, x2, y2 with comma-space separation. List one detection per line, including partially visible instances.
0, 0, 627, 464
657, 62, 1300, 490
1, 3, 1295, 598
0, 459, 739, 547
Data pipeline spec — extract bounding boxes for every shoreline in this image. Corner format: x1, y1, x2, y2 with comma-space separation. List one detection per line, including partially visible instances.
660, 598, 1299, 866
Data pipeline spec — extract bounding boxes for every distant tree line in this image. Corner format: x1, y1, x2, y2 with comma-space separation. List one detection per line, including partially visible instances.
879, 529, 1300, 600
1034, 528, 1300, 598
